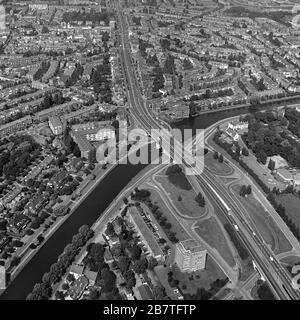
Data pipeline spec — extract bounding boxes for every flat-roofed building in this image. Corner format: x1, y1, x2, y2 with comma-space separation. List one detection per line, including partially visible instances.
71, 131, 95, 160
128, 207, 164, 261
175, 239, 207, 272
62, 104, 97, 122
276, 168, 293, 184
0, 115, 32, 137
35, 101, 79, 121
85, 126, 115, 142
49, 116, 63, 135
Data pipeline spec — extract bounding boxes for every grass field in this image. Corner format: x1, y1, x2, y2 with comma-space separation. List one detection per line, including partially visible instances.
231, 185, 292, 254
204, 152, 233, 176
156, 173, 206, 219
217, 176, 238, 185
241, 152, 286, 191
194, 217, 236, 267
276, 194, 300, 230
280, 255, 300, 275
280, 255, 300, 266
147, 187, 190, 241
173, 255, 227, 294
156, 254, 227, 295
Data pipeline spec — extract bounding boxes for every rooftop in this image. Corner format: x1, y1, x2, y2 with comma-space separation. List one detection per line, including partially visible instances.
129, 207, 163, 258
178, 238, 206, 254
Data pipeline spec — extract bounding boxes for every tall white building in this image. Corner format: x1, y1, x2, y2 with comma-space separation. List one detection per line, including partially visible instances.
49, 116, 63, 135
175, 239, 207, 272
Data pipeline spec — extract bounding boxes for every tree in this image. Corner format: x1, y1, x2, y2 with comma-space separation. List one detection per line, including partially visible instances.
268, 159, 275, 171
66, 273, 75, 283
256, 150, 267, 165
27, 282, 52, 300
118, 256, 130, 274
41, 26, 49, 34
55, 290, 65, 300
0, 219, 7, 231
195, 192, 206, 207
153, 285, 167, 299
158, 238, 167, 245
218, 154, 224, 163
88, 288, 100, 300
10, 256, 21, 267
62, 283, 69, 291
101, 268, 117, 293
130, 244, 142, 260
133, 257, 148, 274
246, 185, 252, 195
235, 144, 241, 156
105, 222, 115, 237
213, 151, 219, 160
239, 185, 247, 197
242, 147, 249, 156
240, 185, 251, 197
148, 257, 158, 270
124, 270, 136, 289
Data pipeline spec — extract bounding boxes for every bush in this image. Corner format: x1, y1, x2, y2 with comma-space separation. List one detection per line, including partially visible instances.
26, 229, 34, 236
165, 165, 192, 191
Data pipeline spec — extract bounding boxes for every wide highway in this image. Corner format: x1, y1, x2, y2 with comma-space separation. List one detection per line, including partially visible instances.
113, 0, 300, 300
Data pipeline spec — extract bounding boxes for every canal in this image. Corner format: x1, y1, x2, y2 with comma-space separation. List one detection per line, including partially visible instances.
0, 163, 146, 300
1, 107, 248, 300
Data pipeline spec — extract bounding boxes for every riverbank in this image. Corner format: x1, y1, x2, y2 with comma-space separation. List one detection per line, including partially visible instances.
3, 160, 117, 292
0, 106, 257, 300
50, 164, 164, 299
0, 153, 150, 299
2, 137, 151, 294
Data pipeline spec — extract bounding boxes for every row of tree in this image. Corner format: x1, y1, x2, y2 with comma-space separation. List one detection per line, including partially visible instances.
213, 151, 224, 163
26, 225, 94, 300
239, 185, 252, 197
132, 190, 179, 244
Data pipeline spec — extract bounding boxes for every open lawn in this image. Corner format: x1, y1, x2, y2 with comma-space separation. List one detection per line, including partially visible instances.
231, 185, 292, 254
194, 217, 236, 267
155, 254, 227, 296
280, 255, 300, 275
156, 173, 206, 219
217, 175, 238, 185
276, 194, 300, 230
147, 187, 190, 241
172, 255, 227, 295
241, 152, 286, 191
280, 255, 300, 266
204, 152, 233, 176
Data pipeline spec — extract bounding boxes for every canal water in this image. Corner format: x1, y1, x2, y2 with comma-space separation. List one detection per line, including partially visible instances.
1, 108, 248, 300
175, 107, 249, 131
0, 163, 146, 300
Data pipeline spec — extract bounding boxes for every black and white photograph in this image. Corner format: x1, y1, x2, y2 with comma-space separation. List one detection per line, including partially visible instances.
0, 0, 299, 311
